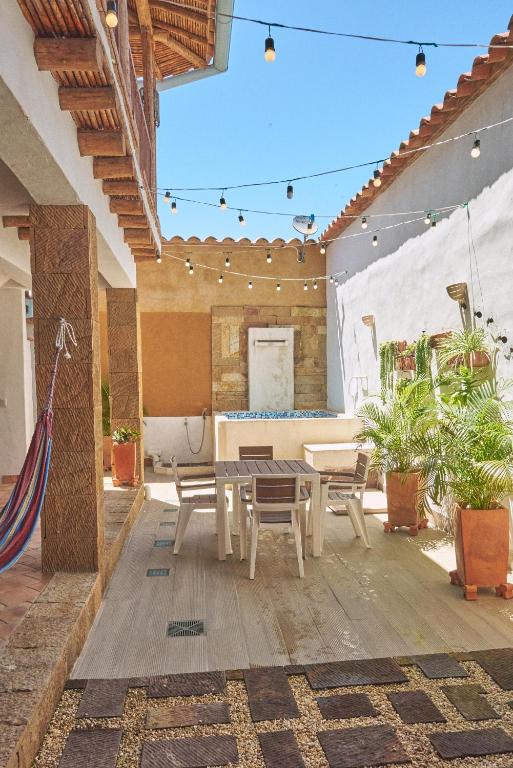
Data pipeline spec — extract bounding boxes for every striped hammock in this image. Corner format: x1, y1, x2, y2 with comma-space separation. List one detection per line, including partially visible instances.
0, 319, 76, 574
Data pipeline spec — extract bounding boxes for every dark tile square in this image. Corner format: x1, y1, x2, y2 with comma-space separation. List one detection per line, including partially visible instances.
159, 521, 176, 526
318, 725, 410, 767
412, 653, 468, 679
472, 649, 513, 690
244, 667, 299, 722
429, 728, 513, 759
317, 693, 377, 720
258, 730, 306, 767
76, 679, 128, 718
387, 690, 445, 724
146, 702, 230, 729
441, 684, 499, 721
154, 539, 173, 547
148, 671, 225, 698
58, 729, 122, 768
140, 734, 238, 767
146, 568, 170, 577
306, 658, 408, 689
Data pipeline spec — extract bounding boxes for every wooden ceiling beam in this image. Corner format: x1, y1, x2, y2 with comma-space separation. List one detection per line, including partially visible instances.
34, 37, 102, 72
124, 228, 152, 245
102, 180, 141, 196
18, 228, 31, 241
128, 10, 207, 46
93, 156, 134, 179
2, 215, 30, 228
110, 198, 144, 214
78, 130, 126, 157
58, 86, 116, 111
153, 29, 206, 68
118, 215, 149, 228
149, 1, 208, 26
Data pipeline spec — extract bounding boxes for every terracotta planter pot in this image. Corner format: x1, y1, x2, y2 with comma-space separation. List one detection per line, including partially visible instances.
447, 350, 490, 369
396, 355, 416, 372
103, 436, 112, 471
384, 471, 427, 536
450, 504, 512, 600
430, 332, 451, 349
112, 441, 138, 487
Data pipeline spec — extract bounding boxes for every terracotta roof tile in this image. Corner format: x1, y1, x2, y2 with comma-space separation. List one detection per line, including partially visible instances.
322, 16, 513, 240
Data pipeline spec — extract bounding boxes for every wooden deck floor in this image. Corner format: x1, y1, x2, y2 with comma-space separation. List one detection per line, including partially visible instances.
73, 474, 513, 679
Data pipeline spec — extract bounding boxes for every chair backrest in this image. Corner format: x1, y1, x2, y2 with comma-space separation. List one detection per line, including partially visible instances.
252, 474, 299, 506
354, 452, 370, 484
239, 445, 274, 461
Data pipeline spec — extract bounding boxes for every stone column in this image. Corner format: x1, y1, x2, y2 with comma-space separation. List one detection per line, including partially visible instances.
30, 204, 104, 572
106, 288, 144, 484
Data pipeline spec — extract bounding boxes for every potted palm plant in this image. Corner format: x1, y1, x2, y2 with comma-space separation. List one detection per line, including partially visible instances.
112, 426, 141, 487
356, 378, 435, 535
422, 380, 513, 600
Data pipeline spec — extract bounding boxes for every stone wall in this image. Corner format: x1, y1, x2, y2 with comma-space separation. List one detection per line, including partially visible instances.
212, 305, 327, 412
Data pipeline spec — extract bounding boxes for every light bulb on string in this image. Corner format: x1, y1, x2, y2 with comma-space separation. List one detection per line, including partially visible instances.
218, 274, 223, 284
105, 0, 118, 28
361, 217, 368, 229
171, 200, 177, 214
431, 216, 437, 228
286, 184, 294, 199
415, 46, 426, 77
219, 192, 227, 209
372, 235, 378, 247
155, 252, 161, 264
373, 168, 381, 188
276, 282, 281, 291
424, 212, 431, 225
238, 211, 246, 226
313, 280, 318, 290
248, 280, 253, 289
225, 255, 231, 267
188, 263, 194, 275
471, 138, 481, 158
266, 251, 272, 264
319, 243, 326, 255
334, 278, 339, 287
304, 281, 308, 291
264, 25, 276, 62
329, 275, 334, 284
164, 190, 171, 204
185, 258, 190, 269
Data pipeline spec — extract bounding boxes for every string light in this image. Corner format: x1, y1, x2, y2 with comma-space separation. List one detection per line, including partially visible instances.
373, 168, 382, 188
264, 25, 276, 62
313, 280, 318, 290
266, 251, 272, 263
218, 274, 223, 284
372, 235, 378, 246
329, 275, 334, 284
189, 263, 194, 275
276, 282, 281, 291
424, 212, 431, 225
155, 252, 161, 264
361, 217, 368, 229
431, 215, 437, 228
105, 0, 118, 28
415, 46, 427, 77
248, 280, 253, 289
304, 281, 308, 291
171, 200, 177, 214
225, 255, 231, 267
286, 184, 294, 199
238, 211, 246, 226
471, 138, 481, 158
319, 243, 326, 255
156, 115, 513, 193
164, 190, 171, 204
185, 257, 190, 269
220, 193, 227, 209
334, 278, 339, 287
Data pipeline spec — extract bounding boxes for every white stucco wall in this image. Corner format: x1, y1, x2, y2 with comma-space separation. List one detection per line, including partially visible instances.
327, 64, 513, 414
0, 287, 34, 477
144, 416, 213, 465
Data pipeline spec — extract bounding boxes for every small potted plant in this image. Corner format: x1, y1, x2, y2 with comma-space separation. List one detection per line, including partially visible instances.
356, 378, 434, 535
112, 426, 141, 487
101, 382, 112, 471
423, 380, 513, 600
395, 341, 416, 372
438, 327, 491, 370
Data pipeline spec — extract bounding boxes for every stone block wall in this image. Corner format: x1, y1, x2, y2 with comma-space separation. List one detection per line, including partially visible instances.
212, 306, 327, 412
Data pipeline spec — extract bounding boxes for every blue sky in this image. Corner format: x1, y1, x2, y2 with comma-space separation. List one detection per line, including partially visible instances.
157, 1, 512, 241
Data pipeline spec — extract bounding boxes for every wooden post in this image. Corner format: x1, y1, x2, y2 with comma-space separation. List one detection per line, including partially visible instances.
140, 24, 157, 198
30, 205, 105, 573
106, 288, 144, 484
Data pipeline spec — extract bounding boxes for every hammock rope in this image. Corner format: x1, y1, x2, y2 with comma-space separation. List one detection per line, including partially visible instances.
0, 318, 77, 574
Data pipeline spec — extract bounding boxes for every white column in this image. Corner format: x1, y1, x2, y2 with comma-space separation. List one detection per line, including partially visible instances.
0, 286, 34, 478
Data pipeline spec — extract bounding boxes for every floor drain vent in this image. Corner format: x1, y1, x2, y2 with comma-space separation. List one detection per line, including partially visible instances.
154, 539, 174, 547
147, 568, 170, 577
167, 620, 205, 637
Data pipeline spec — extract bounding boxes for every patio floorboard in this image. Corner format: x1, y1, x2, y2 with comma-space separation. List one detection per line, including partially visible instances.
72, 473, 513, 679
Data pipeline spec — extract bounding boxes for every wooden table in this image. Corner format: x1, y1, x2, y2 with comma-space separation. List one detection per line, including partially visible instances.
214, 459, 321, 561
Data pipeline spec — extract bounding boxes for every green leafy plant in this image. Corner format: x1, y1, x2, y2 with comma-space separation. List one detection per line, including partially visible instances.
437, 328, 490, 370
355, 377, 436, 476
379, 341, 396, 401
101, 382, 111, 438
414, 334, 432, 382
420, 379, 513, 510
112, 426, 141, 444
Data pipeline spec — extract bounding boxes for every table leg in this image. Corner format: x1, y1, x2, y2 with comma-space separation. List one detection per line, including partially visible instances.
232, 483, 240, 536
311, 475, 322, 557
216, 478, 227, 560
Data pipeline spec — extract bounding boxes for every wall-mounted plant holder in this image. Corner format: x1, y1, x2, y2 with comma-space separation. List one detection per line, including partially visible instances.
446, 282, 471, 328
361, 314, 375, 327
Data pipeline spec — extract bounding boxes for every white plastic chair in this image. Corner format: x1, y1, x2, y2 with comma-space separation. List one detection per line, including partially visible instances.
241, 474, 304, 579
320, 452, 372, 549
